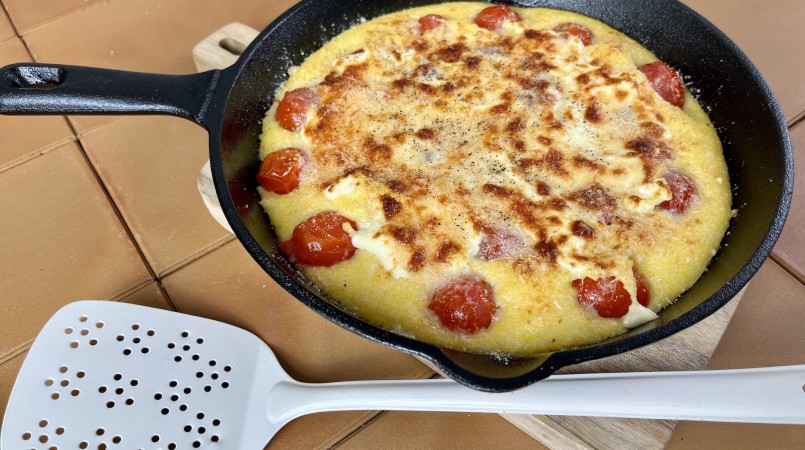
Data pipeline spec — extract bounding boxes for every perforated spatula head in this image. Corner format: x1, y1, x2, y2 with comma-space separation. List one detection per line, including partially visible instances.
1, 301, 284, 450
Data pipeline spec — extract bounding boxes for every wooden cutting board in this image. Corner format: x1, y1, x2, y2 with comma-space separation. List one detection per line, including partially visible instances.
191, 23, 745, 450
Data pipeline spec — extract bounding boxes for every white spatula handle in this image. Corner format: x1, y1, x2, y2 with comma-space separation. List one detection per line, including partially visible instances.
269, 365, 805, 424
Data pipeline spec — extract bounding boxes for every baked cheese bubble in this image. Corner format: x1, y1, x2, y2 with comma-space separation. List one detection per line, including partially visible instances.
257, 3, 731, 355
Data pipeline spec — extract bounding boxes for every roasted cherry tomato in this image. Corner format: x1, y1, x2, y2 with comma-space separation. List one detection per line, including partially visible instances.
419, 14, 446, 33
276, 87, 318, 131
553, 22, 594, 46
572, 276, 632, 318
280, 211, 357, 266
474, 5, 520, 30
257, 149, 305, 194
638, 61, 685, 108
476, 228, 523, 260
429, 275, 497, 333
658, 171, 696, 214
634, 269, 650, 307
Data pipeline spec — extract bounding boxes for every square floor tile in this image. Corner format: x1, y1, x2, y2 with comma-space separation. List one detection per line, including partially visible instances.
2, 0, 103, 35
0, 4, 15, 42
0, 38, 75, 170
771, 120, 804, 281
79, 116, 231, 276
0, 142, 152, 359
682, 0, 805, 122
162, 240, 433, 449
21, 0, 298, 135
338, 411, 546, 450
667, 260, 805, 448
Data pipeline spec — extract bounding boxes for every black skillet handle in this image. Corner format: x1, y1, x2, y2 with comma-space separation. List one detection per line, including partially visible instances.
0, 63, 220, 128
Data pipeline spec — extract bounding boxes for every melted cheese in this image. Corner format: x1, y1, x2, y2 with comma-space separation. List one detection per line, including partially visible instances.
258, 2, 731, 355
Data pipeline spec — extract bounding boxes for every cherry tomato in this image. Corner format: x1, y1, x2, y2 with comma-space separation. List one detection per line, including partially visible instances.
638, 61, 685, 108
634, 269, 650, 307
419, 14, 446, 33
553, 23, 594, 46
280, 211, 357, 266
476, 228, 523, 260
474, 5, 520, 31
257, 149, 305, 194
276, 87, 318, 131
572, 276, 631, 318
657, 171, 696, 214
429, 275, 497, 333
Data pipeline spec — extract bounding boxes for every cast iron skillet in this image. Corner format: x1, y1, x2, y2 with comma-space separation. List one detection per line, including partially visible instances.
0, 0, 793, 392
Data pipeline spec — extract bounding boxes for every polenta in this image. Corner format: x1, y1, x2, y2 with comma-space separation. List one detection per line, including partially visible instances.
256, 3, 732, 355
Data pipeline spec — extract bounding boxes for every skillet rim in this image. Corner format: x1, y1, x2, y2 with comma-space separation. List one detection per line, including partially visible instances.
207, 0, 794, 391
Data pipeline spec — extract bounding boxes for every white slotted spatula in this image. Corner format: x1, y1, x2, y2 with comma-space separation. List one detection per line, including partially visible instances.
3, 301, 805, 450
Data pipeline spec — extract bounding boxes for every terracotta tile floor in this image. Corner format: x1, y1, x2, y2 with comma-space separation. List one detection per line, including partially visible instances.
0, 1, 802, 449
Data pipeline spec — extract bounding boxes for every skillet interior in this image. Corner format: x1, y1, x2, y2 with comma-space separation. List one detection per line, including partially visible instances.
207, 0, 793, 391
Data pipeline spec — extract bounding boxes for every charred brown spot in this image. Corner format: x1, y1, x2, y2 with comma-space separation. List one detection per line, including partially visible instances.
569, 184, 616, 211
547, 216, 561, 225
442, 82, 456, 93
538, 136, 553, 146
381, 194, 403, 219
416, 83, 437, 95
363, 137, 392, 161
390, 132, 407, 144
435, 241, 461, 263
412, 39, 428, 51
490, 103, 510, 114
548, 197, 567, 210
625, 134, 673, 179
615, 89, 628, 100
522, 53, 555, 73
416, 128, 436, 140
392, 226, 417, 245
483, 184, 513, 197
572, 155, 603, 172
391, 79, 412, 90
584, 103, 602, 123
524, 29, 551, 40
432, 43, 468, 63
542, 149, 568, 176
387, 180, 406, 193
513, 141, 526, 152
517, 158, 538, 170
536, 181, 551, 195
512, 199, 540, 229
519, 78, 550, 92
322, 64, 367, 90
408, 247, 426, 272
571, 220, 595, 239
576, 73, 591, 85
535, 240, 558, 263
464, 56, 482, 68
506, 117, 526, 133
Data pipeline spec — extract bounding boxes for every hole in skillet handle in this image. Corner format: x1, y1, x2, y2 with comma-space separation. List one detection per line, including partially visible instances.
3, 65, 65, 89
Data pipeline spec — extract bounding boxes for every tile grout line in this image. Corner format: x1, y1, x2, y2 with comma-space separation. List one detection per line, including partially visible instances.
6, 0, 119, 38
66, 123, 171, 307
0, 134, 76, 174
769, 254, 805, 286
157, 234, 237, 279
0, 278, 157, 365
